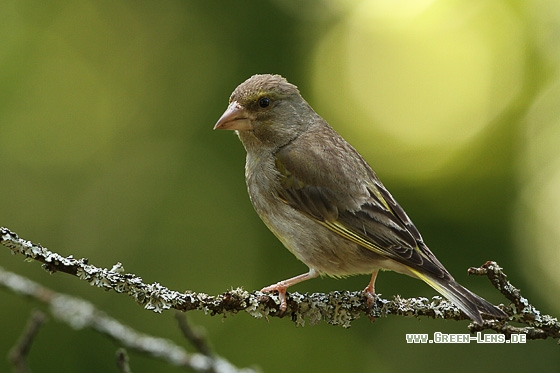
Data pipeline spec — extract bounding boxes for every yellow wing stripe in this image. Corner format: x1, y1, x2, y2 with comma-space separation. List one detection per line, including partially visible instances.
278, 192, 420, 265
318, 219, 431, 275
369, 184, 392, 212
318, 220, 394, 258
408, 268, 449, 298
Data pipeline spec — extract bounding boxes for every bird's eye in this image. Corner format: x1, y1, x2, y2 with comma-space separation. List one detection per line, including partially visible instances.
258, 97, 270, 108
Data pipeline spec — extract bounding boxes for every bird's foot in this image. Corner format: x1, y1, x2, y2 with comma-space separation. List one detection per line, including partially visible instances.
363, 286, 377, 322
260, 269, 319, 316
364, 270, 379, 321
363, 287, 377, 309
261, 282, 289, 315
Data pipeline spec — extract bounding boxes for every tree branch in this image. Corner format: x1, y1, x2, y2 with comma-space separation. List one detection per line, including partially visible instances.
8, 310, 47, 373
467, 262, 560, 340
0, 265, 255, 373
2, 227, 559, 341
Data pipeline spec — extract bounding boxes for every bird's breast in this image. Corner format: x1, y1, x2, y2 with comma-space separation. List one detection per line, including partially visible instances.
243, 154, 389, 277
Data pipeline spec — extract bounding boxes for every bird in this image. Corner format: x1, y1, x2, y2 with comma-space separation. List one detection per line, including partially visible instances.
213, 73, 506, 324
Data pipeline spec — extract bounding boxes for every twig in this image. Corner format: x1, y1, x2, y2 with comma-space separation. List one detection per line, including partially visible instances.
175, 313, 214, 357
8, 310, 47, 373
2, 227, 560, 340
116, 348, 133, 373
468, 261, 560, 340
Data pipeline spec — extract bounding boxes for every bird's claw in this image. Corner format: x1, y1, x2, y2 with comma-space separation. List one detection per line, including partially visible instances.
261, 282, 288, 315
362, 270, 379, 321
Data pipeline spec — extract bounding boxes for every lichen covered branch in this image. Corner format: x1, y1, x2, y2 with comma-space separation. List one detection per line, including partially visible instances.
2, 227, 559, 341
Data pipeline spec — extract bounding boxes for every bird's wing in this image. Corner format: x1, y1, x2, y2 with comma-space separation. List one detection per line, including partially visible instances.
274, 133, 451, 280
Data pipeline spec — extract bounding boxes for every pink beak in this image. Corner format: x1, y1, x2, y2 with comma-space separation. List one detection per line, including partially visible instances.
214, 101, 253, 131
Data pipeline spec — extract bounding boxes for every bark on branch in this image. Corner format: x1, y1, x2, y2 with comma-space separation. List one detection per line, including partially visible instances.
1, 227, 559, 341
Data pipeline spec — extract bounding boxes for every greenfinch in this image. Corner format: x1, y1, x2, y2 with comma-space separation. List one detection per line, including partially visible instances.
214, 74, 506, 324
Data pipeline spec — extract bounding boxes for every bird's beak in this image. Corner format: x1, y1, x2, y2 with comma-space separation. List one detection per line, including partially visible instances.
213, 101, 253, 131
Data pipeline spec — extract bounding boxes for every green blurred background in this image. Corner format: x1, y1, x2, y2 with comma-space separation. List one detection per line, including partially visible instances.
1, 0, 560, 371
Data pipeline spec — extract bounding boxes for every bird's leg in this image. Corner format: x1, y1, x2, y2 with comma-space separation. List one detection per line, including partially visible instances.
261, 268, 318, 314
364, 269, 379, 309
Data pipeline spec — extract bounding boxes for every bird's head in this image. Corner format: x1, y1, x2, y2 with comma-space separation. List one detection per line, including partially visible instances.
214, 74, 315, 151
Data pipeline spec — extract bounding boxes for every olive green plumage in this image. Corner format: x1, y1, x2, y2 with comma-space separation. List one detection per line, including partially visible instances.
214, 74, 506, 324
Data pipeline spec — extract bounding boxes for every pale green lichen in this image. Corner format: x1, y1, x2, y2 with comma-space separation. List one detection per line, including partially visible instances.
111, 262, 125, 273
284, 291, 364, 328
243, 291, 269, 319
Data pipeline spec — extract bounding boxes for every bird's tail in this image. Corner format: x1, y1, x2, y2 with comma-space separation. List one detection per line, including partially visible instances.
411, 269, 507, 324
